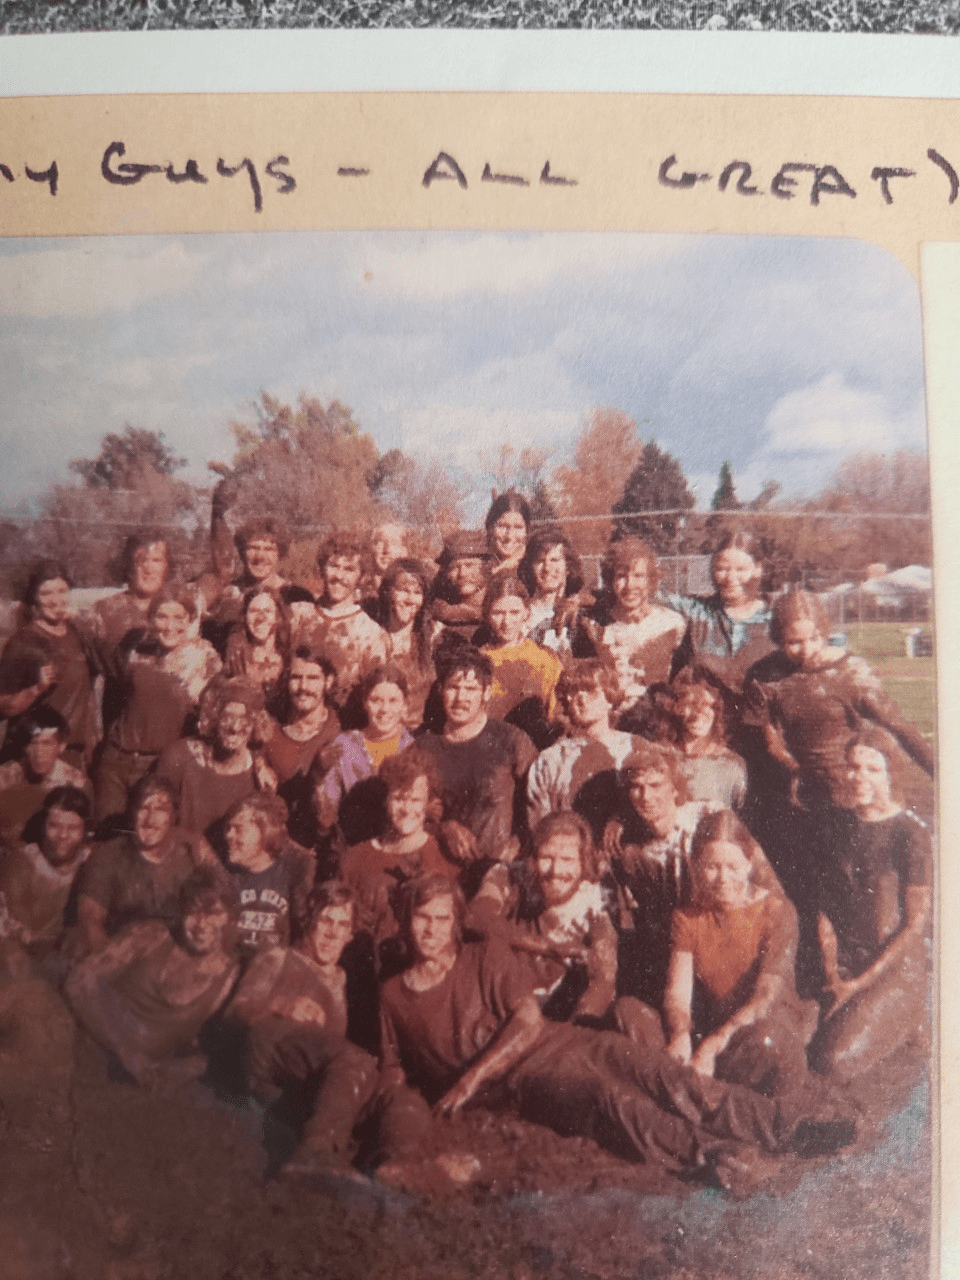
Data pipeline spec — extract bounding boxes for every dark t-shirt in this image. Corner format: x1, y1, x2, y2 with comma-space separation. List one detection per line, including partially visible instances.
230, 845, 315, 956
418, 720, 537, 861
78, 829, 210, 936
380, 937, 533, 1101
818, 809, 932, 975
155, 740, 256, 845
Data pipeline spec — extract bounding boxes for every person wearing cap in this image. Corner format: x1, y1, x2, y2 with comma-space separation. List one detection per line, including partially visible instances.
429, 530, 494, 645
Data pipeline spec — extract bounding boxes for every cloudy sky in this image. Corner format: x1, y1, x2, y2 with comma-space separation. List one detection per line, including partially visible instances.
0, 230, 926, 522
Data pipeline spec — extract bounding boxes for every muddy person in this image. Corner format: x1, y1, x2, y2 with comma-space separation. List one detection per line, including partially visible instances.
0, 706, 89, 846
379, 873, 855, 1196
417, 647, 537, 878
226, 880, 432, 1182
66, 866, 240, 1091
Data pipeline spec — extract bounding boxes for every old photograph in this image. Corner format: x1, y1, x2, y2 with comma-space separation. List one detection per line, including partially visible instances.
0, 229, 934, 1277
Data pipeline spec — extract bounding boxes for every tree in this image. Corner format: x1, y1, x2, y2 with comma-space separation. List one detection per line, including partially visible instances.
25, 428, 202, 587
711, 462, 742, 512
550, 409, 645, 557
612, 441, 696, 555
69, 427, 186, 490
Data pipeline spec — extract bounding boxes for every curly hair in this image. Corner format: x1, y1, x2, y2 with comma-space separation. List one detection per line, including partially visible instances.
316, 531, 371, 577
197, 676, 271, 745
435, 644, 493, 691
235, 517, 289, 561
379, 746, 443, 801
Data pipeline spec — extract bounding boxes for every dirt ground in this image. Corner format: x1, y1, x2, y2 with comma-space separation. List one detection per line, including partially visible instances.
0, 962, 931, 1280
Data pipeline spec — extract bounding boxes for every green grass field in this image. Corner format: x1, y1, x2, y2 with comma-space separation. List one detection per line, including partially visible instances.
842, 621, 936, 741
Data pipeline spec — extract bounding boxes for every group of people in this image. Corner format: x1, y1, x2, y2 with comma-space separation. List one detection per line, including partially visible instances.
0, 486, 935, 1196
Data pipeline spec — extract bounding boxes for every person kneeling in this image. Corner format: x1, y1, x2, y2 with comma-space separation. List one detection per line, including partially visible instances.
65, 868, 240, 1091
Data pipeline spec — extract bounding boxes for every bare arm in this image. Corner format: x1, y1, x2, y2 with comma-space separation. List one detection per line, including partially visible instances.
434, 994, 544, 1117
574, 912, 618, 1021
663, 947, 694, 1064
820, 885, 931, 1011
77, 895, 110, 954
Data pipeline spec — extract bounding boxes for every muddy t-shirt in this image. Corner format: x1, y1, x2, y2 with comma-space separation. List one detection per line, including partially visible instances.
231, 847, 314, 956
155, 739, 256, 844
418, 720, 537, 862
227, 945, 349, 1041
78, 829, 210, 936
340, 834, 457, 941
380, 938, 534, 1101
818, 809, 932, 975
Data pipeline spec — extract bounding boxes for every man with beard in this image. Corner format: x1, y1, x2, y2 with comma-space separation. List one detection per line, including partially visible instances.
261, 644, 341, 849
379, 873, 854, 1195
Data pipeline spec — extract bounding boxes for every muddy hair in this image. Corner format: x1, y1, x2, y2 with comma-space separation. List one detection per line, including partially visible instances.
177, 866, 240, 925
844, 726, 906, 806
621, 740, 690, 806
395, 872, 467, 955
600, 536, 660, 596
379, 746, 443, 801
531, 810, 600, 883
435, 644, 494, 691
299, 879, 356, 937
127, 774, 179, 825
234, 517, 289, 561
197, 676, 271, 745
121, 533, 172, 585
42, 784, 93, 831
224, 792, 290, 857
769, 589, 830, 647
556, 659, 624, 715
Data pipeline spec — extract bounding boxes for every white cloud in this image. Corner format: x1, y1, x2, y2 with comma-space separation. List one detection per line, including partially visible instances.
0, 242, 206, 318
764, 372, 924, 454
396, 405, 581, 463
339, 233, 694, 304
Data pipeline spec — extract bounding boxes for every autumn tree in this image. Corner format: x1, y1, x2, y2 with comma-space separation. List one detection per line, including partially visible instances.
612, 441, 696, 555
550, 409, 645, 557
25, 427, 203, 588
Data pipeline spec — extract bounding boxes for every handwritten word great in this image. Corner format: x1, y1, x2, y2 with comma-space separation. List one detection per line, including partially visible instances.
658, 149, 960, 206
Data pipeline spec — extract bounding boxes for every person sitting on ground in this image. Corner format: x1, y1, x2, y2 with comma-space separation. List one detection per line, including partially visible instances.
479, 575, 563, 751
295, 533, 389, 713
223, 793, 315, 960
809, 728, 932, 1081
94, 583, 222, 826
429, 530, 494, 645
656, 672, 747, 811
602, 741, 779, 1011
417, 647, 537, 883
155, 676, 275, 851
260, 644, 341, 849
340, 748, 458, 973
226, 880, 431, 1181
314, 664, 416, 851
0, 706, 89, 847
0, 785, 91, 959
526, 660, 636, 834
660, 809, 816, 1097
377, 558, 441, 730
379, 873, 855, 1196
570, 537, 686, 724
223, 586, 291, 711
467, 812, 619, 1026
76, 776, 218, 955
65, 867, 240, 1091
